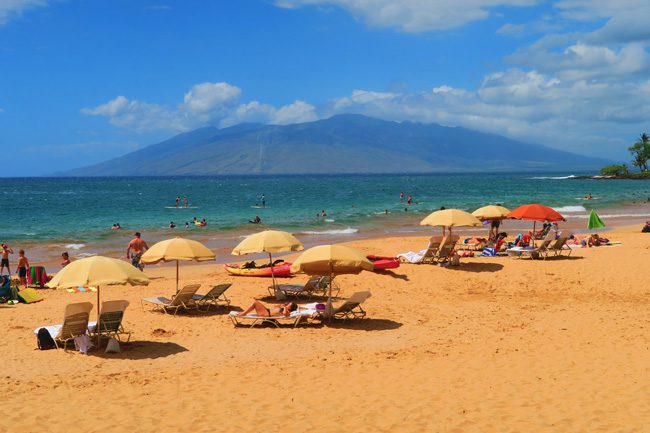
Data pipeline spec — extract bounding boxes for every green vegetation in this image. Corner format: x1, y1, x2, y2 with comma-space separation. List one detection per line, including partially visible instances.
600, 164, 628, 176
628, 133, 650, 172
599, 133, 650, 177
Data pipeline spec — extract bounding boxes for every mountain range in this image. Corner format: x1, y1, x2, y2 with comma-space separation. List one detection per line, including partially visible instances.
59, 114, 607, 176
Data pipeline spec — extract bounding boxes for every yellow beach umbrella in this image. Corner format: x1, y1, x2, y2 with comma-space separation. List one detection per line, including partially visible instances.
232, 230, 304, 289
46, 256, 149, 346
141, 237, 215, 293
290, 245, 373, 317
471, 205, 511, 221
420, 208, 482, 235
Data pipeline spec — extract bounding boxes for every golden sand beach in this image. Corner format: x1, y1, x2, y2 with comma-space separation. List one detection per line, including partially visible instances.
1, 226, 649, 433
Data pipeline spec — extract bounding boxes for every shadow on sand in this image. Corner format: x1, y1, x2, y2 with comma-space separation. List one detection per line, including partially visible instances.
372, 269, 409, 281
450, 262, 504, 273
93, 340, 188, 360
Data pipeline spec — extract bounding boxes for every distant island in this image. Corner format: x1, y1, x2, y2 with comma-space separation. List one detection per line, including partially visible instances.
57, 114, 609, 176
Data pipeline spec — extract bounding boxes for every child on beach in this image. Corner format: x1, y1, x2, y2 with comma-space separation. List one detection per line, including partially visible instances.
61, 252, 70, 268
16, 249, 29, 288
1, 243, 13, 275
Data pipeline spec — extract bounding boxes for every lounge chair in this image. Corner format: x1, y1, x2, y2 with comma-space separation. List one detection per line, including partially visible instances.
321, 291, 372, 321
33, 302, 93, 351
506, 231, 555, 259
397, 236, 444, 264
546, 235, 572, 257
434, 235, 459, 264
271, 276, 338, 299
89, 300, 131, 342
192, 283, 232, 311
228, 305, 318, 328
141, 284, 200, 315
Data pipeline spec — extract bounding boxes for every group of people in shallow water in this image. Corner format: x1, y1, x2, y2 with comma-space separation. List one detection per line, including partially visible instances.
174, 196, 190, 208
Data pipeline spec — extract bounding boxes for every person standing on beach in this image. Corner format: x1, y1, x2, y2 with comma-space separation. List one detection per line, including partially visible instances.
61, 252, 71, 268
1, 244, 13, 275
16, 249, 29, 288
126, 232, 149, 271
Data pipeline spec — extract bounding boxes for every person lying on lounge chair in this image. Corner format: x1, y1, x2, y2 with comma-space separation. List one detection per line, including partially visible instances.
237, 300, 298, 317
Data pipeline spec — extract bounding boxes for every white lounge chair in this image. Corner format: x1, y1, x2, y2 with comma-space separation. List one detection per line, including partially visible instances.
141, 284, 200, 315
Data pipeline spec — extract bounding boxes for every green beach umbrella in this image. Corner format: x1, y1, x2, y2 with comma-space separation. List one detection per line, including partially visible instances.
588, 209, 605, 230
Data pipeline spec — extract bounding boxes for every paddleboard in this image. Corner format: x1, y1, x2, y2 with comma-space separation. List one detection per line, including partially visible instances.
250, 206, 268, 209
164, 206, 200, 209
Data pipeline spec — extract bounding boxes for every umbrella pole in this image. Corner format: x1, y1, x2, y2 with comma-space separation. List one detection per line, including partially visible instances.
269, 253, 276, 291
96, 285, 101, 348
532, 221, 536, 248
326, 264, 334, 322
176, 260, 179, 294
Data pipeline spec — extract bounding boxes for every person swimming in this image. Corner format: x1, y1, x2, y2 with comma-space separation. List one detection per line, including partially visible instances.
249, 215, 262, 224
169, 221, 176, 229
111, 223, 121, 230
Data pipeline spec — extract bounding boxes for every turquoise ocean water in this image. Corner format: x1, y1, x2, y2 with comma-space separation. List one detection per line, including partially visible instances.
3, 173, 650, 263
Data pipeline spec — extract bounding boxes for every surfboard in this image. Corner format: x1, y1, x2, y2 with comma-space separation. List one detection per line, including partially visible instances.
164, 206, 200, 209
250, 206, 268, 209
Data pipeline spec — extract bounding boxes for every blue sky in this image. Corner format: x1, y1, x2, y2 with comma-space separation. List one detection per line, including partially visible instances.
1, 0, 649, 175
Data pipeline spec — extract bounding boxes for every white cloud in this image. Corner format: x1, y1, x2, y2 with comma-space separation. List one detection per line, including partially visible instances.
82, 83, 318, 132
271, 100, 318, 124
275, 0, 539, 32
0, 0, 50, 26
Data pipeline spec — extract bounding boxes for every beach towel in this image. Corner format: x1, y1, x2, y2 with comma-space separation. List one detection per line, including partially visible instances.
396, 249, 427, 264
18, 288, 44, 303
66, 286, 98, 293
27, 266, 48, 288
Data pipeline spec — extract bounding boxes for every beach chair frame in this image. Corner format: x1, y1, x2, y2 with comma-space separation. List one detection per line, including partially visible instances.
192, 283, 232, 312
141, 284, 200, 316
271, 276, 338, 300
319, 291, 372, 322
419, 236, 444, 264
228, 310, 314, 328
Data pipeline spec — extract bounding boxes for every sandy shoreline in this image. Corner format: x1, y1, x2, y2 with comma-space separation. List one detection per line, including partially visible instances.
9, 201, 650, 273
1, 225, 649, 432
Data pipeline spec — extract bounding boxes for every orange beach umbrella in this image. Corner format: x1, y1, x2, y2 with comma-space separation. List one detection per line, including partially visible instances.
507, 204, 565, 222
507, 204, 565, 247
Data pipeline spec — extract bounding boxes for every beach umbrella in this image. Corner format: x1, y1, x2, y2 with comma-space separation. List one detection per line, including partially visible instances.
420, 208, 482, 235
290, 245, 373, 318
472, 205, 511, 239
506, 204, 565, 222
232, 230, 304, 289
46, 256, 149, 346
507, 204, 566, 246
140, 237, 215, 293
472, 205, 511, 220
588, 209, 605, 230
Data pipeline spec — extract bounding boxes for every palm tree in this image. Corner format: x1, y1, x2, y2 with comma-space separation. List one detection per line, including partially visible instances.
629, 132, 650, 172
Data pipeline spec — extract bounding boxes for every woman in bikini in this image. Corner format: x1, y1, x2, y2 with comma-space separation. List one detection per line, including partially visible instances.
237, 300, 298, 317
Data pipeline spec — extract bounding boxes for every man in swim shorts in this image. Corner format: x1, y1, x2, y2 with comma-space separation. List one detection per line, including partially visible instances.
126, 232, 149, 271
1, 244, 13, 275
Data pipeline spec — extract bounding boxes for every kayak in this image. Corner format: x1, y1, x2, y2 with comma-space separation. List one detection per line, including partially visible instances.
366, 255, 400, 271
224, 262, 293, 278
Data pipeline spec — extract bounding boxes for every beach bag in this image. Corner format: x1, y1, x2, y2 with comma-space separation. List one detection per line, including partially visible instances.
37, 328, 56, 350
105, 338, 121, 354
481, 247, 496, 257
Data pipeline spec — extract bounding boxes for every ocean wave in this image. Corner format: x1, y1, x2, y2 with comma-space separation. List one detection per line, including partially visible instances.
64, 243, 86, 250
299, 228, 359, 236
571, 213, 650, 219
324, 219, 335, 222
554, 206, 586, 213
531, 175, 576, 180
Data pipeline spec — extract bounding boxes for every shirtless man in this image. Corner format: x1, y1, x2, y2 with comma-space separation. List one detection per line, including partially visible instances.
1, 243, 13, 275
126, 232, 149, 271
